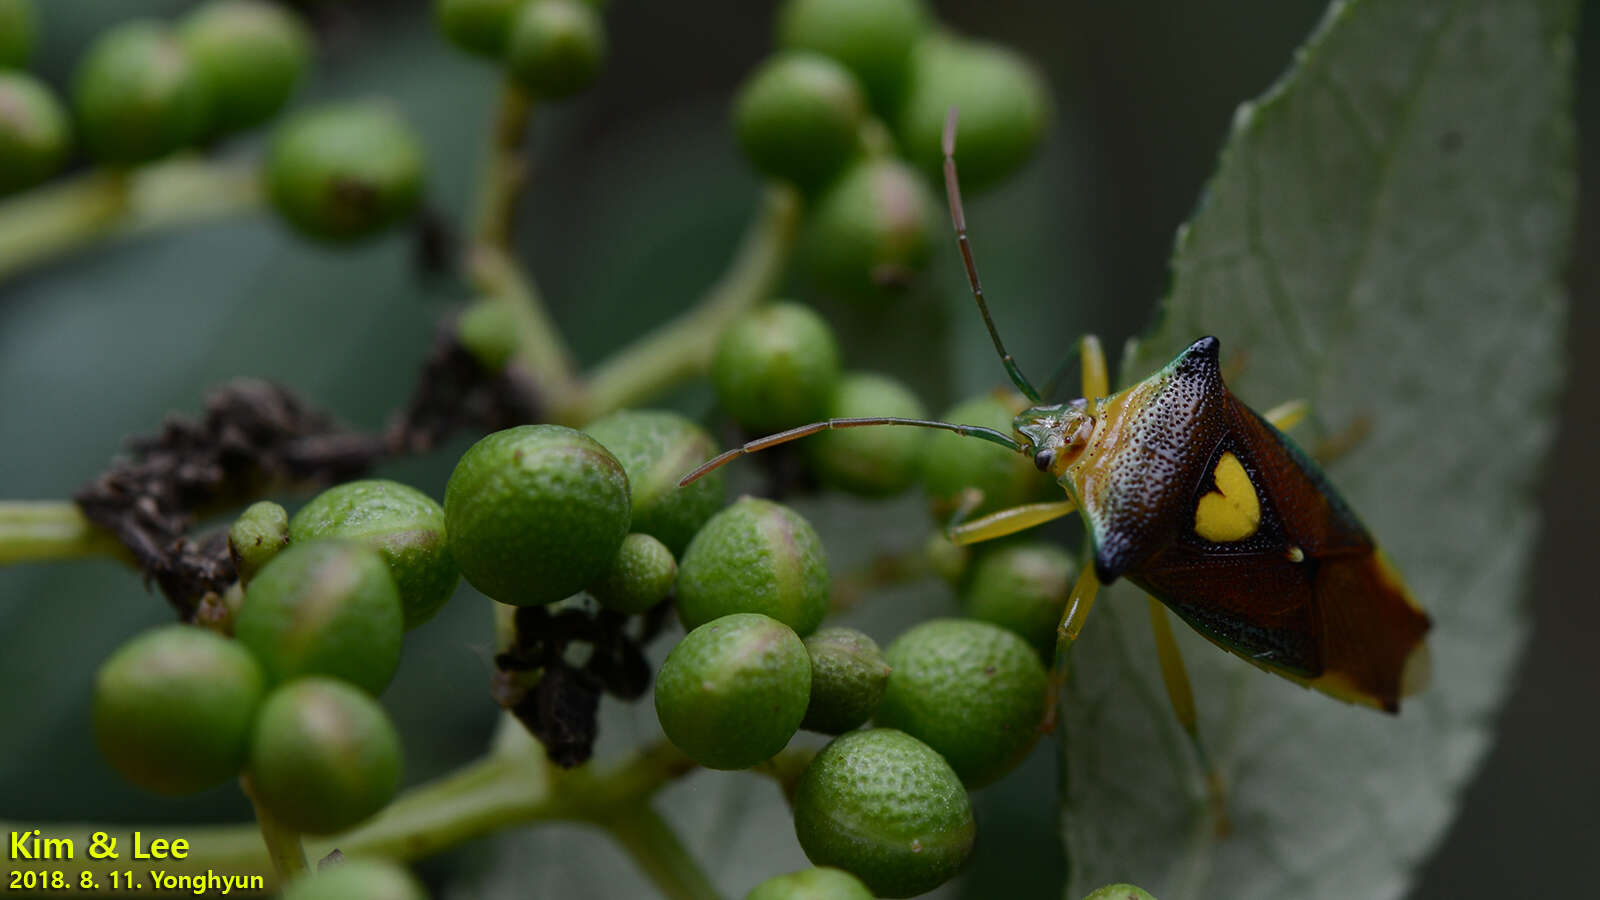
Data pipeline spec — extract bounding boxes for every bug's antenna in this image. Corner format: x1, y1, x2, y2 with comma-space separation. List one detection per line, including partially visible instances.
679, 417, 1022, 486
943, 107, 1042, 404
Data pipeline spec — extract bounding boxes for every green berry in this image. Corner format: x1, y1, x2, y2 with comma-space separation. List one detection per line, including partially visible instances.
435, 0, 527, 57
875, 619, 1047, 787
584, 409, 726, 556
800, 627, 889, 735
457, 298, 520, 371
265, 102, 425, 242
0, 72, 70, 196
654, 613, 811, 770
734, 52, 866, 191
280, 859, 427, 900
676, 497, 829, 636
1081, 886, 1159, 900
920, 391, 1047, 518
896, 35, 1052, 193
249, 677, 402, 835
506, 0, 606, 100
960, 541, 1075, 656
589, 532, 676, 614
445, 424, 631, 606
746, 867, 874, 900
806, 372, 926, 496
179, 0, 311, 137
234, 540, 404, 694
923, 532, 969, 585
806, 157, 936, 297
0, 0, 35, 69
792, 728, 974, 898
775, 0, 928, 114
711, 302, 841, 433
92, 625, 265, 795
228, 500, 290, 585
72, 21, 211, 164
290, 480, 458, 630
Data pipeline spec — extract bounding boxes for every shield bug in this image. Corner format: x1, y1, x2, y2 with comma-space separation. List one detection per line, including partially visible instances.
682, 109, 1432, 815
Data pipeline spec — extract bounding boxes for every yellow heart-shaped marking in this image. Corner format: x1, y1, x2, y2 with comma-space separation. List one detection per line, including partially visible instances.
1194, 451, 1260, 542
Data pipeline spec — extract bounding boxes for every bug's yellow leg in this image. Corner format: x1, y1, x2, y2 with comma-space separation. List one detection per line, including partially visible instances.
1058, 563, 1101, 643
1262, 399, 1370, 466
1042, 562, 1101, 732
1263, 398, 1309, 432
948, 500, 1077, 546
1146, 596, 1230, 836
1312, 413, 1372, 466
1080, 335, 1109, 401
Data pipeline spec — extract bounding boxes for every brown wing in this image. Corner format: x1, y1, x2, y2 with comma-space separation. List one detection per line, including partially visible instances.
1128, 392, 1432, 712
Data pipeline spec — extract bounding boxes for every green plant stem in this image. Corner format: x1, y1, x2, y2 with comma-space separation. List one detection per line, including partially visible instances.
0, 159, 261, 284
1, 740, 698, 895
599, 804, 724, 900
242, 776, 308, 879
473, 79, 535, 250
751, 747, 817, 807
557, 184, 801, 424
0, 501, 130, 566
469, 243, 581, 398
463, 79, 583, 405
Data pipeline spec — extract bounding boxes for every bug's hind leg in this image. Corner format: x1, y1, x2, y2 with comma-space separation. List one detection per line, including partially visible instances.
1263, 399, 1372, 466
1264, 399, 1309, 432
1312, 414, 1372, 466
1146, 595, 1230, 836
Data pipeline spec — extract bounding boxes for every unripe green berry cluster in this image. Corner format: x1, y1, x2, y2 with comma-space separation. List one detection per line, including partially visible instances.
654, 609, 1049, 895
1, 2, 434, 245
632, 476, 1056, 894
91, 407, 1066, 893
709, 300, 943, 501
435, 0, 608, 100
93, 621, 404, 834
706, 299, 1058, 519
95, 477, 460, 833
730, 0, 1053, 297
441, 414, 728, 615
95, 408, 730, 824
68, 2, 310, 166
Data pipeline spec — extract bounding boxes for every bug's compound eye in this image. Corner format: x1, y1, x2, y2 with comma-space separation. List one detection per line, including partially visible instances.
1032, 449, 1054, 472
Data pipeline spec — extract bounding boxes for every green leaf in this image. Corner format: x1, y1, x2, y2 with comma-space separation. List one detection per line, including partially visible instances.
1060, 1, 1576, 897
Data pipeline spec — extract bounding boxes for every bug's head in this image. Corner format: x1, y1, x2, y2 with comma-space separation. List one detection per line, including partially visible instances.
1014, 401, 1095, 478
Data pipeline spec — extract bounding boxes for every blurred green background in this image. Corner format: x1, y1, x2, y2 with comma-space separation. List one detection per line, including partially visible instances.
1, 1, 1594, 897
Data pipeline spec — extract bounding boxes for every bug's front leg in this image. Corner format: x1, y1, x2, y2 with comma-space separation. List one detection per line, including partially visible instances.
1042, 561, 1101, 733
1080, 335, 1108, 401
946, 500, 1077, 546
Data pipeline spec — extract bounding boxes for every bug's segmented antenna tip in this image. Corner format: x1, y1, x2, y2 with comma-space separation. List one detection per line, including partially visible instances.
942, 106, 960, 158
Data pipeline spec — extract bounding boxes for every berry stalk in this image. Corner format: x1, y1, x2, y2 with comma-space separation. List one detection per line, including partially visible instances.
0, 500, 130, 565
0, 160, 260, 283
1, 738, 702, 895
563, 184, 801, 423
